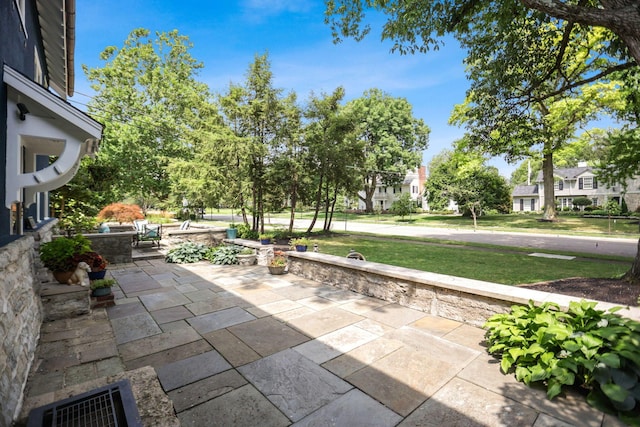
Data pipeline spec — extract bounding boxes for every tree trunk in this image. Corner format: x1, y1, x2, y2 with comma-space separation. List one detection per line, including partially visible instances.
623, 238, 640, 284
306, 173, 324, 234
541, 151, 557, 221
362, 175, 377, 213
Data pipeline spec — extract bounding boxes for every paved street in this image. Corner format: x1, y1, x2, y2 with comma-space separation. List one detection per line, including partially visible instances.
206, 214, 639, 258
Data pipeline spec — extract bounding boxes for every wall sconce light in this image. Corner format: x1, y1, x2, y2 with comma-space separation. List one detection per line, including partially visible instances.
17, 103, 30, 121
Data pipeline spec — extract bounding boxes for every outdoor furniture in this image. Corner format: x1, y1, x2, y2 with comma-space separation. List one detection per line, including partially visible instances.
346, 249, 366, 261
132, 220, 162, 247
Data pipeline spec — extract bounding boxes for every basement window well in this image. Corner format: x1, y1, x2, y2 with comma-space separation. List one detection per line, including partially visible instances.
27, 380, 142, 427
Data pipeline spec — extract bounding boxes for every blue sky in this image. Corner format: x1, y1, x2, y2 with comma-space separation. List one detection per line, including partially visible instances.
71, 0, 516, 177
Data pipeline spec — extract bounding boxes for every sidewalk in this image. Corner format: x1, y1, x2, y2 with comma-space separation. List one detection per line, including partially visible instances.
24, 258, 624, 426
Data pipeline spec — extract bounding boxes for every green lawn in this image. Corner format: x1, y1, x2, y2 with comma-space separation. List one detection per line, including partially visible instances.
313, 235, 630, 286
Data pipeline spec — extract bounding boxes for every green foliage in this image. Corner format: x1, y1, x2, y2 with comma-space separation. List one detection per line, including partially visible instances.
484, 300, 640, 422
89, 278, 116, 290
390, 193, 415, 219
289, 237, 311, 249
84, 28, 212, 206
346, 88, 430, 213
39, 235, 93, 272
573, 197, 593, 207
606, 200, 623, 216
206, 245, 243, 265
58, 211, 98, 235
236, 223, 258, 239
165, 242, 209, 264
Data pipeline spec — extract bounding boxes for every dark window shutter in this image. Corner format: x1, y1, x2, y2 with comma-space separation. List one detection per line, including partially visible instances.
559, 180, 563, 190
578, 178, 583, 189
593, 177, 598, 189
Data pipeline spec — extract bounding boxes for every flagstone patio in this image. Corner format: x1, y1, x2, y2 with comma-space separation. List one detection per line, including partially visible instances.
20, 258, 625, 426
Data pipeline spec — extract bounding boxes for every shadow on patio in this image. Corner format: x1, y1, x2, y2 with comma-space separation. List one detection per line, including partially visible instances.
21, 258, 619, 426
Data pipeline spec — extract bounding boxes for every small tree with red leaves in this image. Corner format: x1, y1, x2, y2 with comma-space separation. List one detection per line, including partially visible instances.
97, 203, 144, 224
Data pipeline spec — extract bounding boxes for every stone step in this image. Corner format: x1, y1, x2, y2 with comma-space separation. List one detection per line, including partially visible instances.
40, 282, 91, 321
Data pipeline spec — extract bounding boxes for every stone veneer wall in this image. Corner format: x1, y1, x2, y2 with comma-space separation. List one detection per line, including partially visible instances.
165, 226, 227, 249
85, 232, 135, 265
0, 220, 55, 426
286, 251, 640, 326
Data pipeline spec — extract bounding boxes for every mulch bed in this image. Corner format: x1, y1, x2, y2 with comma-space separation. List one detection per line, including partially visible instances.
521, 277, 640, 307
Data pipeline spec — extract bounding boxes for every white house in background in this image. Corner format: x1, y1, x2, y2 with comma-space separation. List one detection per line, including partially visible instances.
357, 167, 427, 211
512, 162, 640, 212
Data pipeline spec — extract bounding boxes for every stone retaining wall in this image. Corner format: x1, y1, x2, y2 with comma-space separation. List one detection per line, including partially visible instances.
166, 226, 227, 248
286, 251, 640, 326
0, 222, 54, 426
85, 232, 135, 265
223, 238, 275, 266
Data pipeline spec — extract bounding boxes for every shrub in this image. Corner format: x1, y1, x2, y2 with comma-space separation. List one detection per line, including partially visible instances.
484, 300, 640, 423
39, 235, 92, 272
165, 242, 209, 263
206, 245, 243, 265
89, 278, 116, 290
97, 203, 144, 224
236, 223, 258, 239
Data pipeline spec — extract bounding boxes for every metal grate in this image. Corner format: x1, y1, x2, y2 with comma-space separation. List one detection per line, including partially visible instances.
27, 380, 142, 427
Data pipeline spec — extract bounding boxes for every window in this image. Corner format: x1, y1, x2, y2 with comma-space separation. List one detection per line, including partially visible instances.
519, 199, 524, 211
530, 199, 536, 211
554, 180, 564, 191
579, 176, 597, 190
591, 198, 598, 207
411, 185, 418, 194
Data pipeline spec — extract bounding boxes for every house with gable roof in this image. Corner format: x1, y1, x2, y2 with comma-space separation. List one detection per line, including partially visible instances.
512, 162, 640, 212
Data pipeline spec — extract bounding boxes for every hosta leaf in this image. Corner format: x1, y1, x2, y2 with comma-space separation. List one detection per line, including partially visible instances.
612, 394, 636, 412
611, 368, 637, 390
515, 366, 531, 384
587, 388, 617, 415
562, 340, 581, 352
602, 382, 631, 403
598, 353, 621, 368
501, 356, 513, 373
580, 334, 603, 349
547, 379, 563, 399
530, 364, 550, 382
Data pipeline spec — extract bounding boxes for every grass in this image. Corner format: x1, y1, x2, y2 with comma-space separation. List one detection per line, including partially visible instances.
313, 235, 630, 286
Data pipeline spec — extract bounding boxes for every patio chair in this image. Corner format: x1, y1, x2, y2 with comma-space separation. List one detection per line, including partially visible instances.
132, 219, 162, 248
346, 249, 366, 261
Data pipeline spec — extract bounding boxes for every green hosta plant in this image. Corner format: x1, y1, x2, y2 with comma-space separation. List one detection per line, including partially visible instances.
165, 242, 209, 264
484, 300, 640, 425
206, 245, 243, 265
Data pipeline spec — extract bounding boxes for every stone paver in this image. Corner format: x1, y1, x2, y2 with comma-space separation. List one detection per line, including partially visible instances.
24, 258, 621, 427
187, 306, 256, 334
156, 349, 231, 391
238, 349, 352, 422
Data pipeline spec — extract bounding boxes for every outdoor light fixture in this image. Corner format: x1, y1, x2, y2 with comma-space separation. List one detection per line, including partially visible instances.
17, 102, 29, 121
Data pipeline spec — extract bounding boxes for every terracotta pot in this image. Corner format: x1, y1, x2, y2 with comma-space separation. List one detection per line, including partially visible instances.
52, 270, 74, 284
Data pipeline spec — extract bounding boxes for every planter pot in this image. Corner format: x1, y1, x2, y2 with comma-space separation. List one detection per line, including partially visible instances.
226, 228, 237, 239
237, 254, 257, 266
268, 265, 286, 275
52, 270, 74, 284
88, 270, 107, 280
91, 287, 112, 297
295, 245, 308, 252
260, 239, 271, 245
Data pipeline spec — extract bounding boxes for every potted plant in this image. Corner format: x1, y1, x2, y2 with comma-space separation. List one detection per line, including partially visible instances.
74, 251, 108, 280
237, 248, 257, 266
39, 234, 93, 283
259, 233, 274, 245
226, 223, 238, 239
90, 278, 116, 297
268, 252, 287, 275
289, 237, 311, 252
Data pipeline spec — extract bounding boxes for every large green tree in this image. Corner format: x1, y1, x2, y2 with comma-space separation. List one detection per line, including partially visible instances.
346, 88, 430, 213
303, 88, 363, 232
425, 145, 511, 227
84, 29, 212, 211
